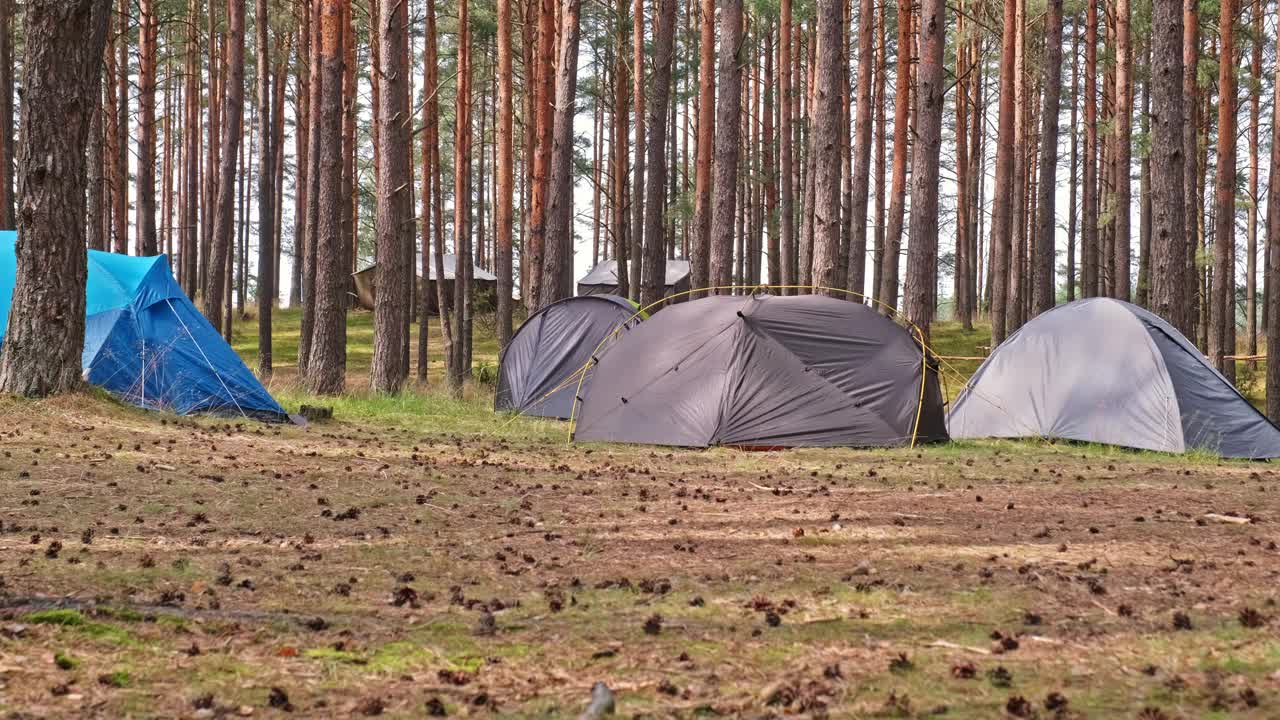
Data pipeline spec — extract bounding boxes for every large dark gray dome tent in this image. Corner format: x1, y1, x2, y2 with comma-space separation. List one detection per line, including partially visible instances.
948, 297, 1280, 458
496, 295, 642, 418
572, 294, 948, 448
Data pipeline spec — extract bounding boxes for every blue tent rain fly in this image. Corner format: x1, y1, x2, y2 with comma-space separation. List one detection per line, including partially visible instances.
0, 232, 287, 421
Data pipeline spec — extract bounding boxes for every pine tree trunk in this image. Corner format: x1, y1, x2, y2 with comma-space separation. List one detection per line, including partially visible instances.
639, 0, 676, 306
1265, 0, 1280, 419
110, 0, 128, 255
690, 0, 715, 297
1210, 0, 1236, 378
708, 0, 743, 291
1247, 0, 1261, 358
611, 4, 631, 298
448, 0, 472, 393
629, 0, 646, 299
878, 3, 911, 314
989, 0, 1018, 344
1186, 3, 1202, 348
954, 3, 970, 324
809, 0, 843, 294
291, 3, 309, 309
305, 0, 349, 395
777, 0, 794, 293
256, 0, 274, 377
137, 0, 157, 255
205, 0, 246, 335
495, 0, 514, 349
0, 0, 13, 228
1066, 18, 1079, 302
1137, 65, 1153, 308
903, 0, 943, 337
0, 0, 111, 396
370, 0, 412, 393
525, 0, 555, 311
300, 0, 323, 375
872, 6, 886, 308
541, 0, 583, 309
1006, 0, 1027, 329
1081, 0, 1098, 301
183, 0, 201, 296
1112, 0, 1132, 300
87, 102, 106, 251
844, 0, 873, 301
1032, 0, 1063, 316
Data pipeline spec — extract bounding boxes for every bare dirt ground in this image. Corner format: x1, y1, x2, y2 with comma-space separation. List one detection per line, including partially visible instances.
1, 393, 1278, 719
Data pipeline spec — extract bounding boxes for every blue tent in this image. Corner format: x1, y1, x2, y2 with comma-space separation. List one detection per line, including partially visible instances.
0, 232, 287, 421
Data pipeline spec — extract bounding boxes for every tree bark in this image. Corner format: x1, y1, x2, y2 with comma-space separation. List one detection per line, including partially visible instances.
540, 0, 583, 309
448, 0, 472, 393
495, 0, 514, 349
1183, 0, 1200, 344
810, 0, 843, 294
988, 0, 1018, 344
1032, 0, 1063, 316
525, 0, 555, 310
877, 3, 911, 314
304, 0, 348, 394
370, 0, 412, 393
1247, 0, 1261, 358
639, 0, 677, 307
1112, 0, 1132, 300
629, 0, 645, 300
691, 0, 715, 297
204, 0, 246, 335
1006, 0, 1026, 329
903, 0, 943, 338
844, 0, 875, 297
256, 0, 274, 377
1210, 0, 1236, 378
137, 0, 158, 255
0, 0, 111, 397
708, 0, 742, 291
418, 0, 442, 380
1081, 0, 1098, 301
1266, 0, 1280, 419
87, 101, 105, 251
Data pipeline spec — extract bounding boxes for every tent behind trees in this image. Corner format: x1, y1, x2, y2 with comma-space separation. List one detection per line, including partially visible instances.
495, 294, 642, 418
577, 259, 691, 302
352, 254, 498, 313
0, 233, 287, 421
573, 294, 948, 448
949, 298, 1280, 459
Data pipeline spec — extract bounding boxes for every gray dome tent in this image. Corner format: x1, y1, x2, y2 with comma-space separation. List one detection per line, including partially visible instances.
948, 297, 1280, 458
573, 294, 948, 448
496, 295, 642, 419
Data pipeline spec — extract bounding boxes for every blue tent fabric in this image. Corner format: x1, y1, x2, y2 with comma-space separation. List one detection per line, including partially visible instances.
0, 231, 287, 421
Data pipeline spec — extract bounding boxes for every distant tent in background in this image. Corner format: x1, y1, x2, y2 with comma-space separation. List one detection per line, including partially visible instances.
0, 232, 288, 422
577, 259, 691, 303
496, 295, 642, 419
352, 254, 499, 313
948, 298, 1280, 459
574, 294, 948, 448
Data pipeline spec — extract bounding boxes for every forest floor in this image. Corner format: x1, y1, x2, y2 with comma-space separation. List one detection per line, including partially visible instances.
1, 311, 1278, 718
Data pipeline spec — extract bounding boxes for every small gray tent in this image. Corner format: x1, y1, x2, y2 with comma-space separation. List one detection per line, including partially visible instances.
495, 295, 642, 419
573, 293, 948, 448
577, 259, 691, 301
948, 297, 1280, 458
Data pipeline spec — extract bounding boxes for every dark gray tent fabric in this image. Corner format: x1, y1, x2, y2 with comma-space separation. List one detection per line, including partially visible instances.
495, 295, 640, 418
577, 260, 691, 300
573, 294, 948, 448
948, 298, 1280, 458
